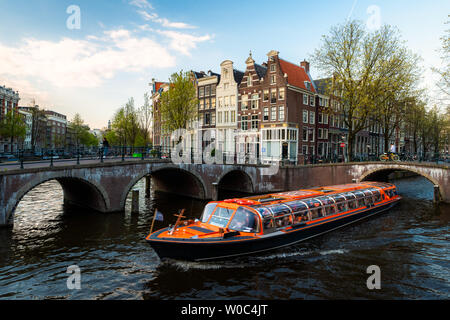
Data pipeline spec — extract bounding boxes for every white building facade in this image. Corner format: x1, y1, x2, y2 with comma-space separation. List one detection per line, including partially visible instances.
215, 60, 244, 156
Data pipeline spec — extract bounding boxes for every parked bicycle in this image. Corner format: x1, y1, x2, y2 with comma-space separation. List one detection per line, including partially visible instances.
379, 152, 400, 162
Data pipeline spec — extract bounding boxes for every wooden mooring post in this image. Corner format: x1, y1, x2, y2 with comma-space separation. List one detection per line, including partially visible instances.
433, 185, 440, 203
131, 190, 139, 214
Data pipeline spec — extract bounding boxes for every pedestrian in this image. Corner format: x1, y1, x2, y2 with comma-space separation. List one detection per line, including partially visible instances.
103, 137, 110, 157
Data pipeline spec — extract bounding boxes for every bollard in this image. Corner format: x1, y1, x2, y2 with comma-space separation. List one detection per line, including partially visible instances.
131, 190, 139, 214
433, 185, 440, 203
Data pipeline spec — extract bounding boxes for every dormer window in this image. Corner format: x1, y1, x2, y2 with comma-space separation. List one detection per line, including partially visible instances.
304, 81, 311, 91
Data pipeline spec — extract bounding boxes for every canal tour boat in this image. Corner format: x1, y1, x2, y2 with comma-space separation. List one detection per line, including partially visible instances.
146, 182, 401, 261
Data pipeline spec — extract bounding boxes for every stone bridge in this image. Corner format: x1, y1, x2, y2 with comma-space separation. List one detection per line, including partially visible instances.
0, 160, 448, 227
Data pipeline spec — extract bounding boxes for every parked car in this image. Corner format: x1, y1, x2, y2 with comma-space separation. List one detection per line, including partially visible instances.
0, 153, 18, 162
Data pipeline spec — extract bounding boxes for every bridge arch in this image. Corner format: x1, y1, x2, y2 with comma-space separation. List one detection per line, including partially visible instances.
119, 166, 208, 210
358, 164, 443, 201
6, 174, 110, 225
216, 169, 255, 196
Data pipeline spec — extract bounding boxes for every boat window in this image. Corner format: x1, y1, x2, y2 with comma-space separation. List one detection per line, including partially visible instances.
209, 206, 235, 228
274, 214, 292, 228
201, 203, 218, 223
228, 207, 259, 233
293, 211, 309, 223
358, 197, 366, 207
325, 204, 337, 215
337, 201, 346, 212
266, 203, 291, 216
371, 189, 381, 202
263, 217, 275, 230
393, 188, 398, 196
348, 200, 357, 209
285, 200, 308, 212
310, 209, 321, 219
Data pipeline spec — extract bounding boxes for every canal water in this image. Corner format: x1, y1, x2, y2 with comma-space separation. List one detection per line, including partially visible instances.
0, 176, 448, 299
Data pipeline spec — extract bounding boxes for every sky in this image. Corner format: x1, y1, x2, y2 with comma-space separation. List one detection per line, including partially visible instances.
0, 0, 448, 129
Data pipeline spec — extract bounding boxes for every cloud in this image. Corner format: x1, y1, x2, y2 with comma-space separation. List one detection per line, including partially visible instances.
157, 30, 213, 56
129, 0, 153, 10
0, 29, 176, 88
137, 10, 197, 29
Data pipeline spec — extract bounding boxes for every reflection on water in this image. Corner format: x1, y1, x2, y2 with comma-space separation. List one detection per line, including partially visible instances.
0, 176, 448, 299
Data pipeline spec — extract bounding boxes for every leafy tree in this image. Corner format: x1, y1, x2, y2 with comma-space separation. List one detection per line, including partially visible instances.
312, 20, 421, 160
138, 92, 153, 146
159, 71, 198, 133
0, 110, 26, 152
68, 113, 98, 148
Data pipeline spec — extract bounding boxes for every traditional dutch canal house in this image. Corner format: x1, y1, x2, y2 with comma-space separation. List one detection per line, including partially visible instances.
196, 70, 220, 150
215, 60, 244, 157
258, 51, 317, 164
237, 52, 267, 163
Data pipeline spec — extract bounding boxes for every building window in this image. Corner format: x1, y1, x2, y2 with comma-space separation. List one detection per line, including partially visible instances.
301, 145, 307, 155
310, 95, 315, 106
303, 127, 308, 142
318, 113, 323, 124
231, 111, 236, 123
205, 86, 211, 97
251, 115, 258, 129
199, 100, 204, 110
309, 128, 315, 142
263, 90, 269, 102
211, 98, 216, 109
323, 129, 328, 140
271, 75, 276, 85
224, 111, 229, 123
279, 106, 285, 121
271, 89, 277, 104
250, 94, 259, 109
247, 75, 252, 87
324, 113, 328, 124
318, 128, 323, 139
271, 107, 277, 121
218, 112, 222, 124
199, 87, 204, 97
241, 116, 248, 131
303, 94, 308, 105
241, 95, 248, 110
211, 85, 216, 96
309, 112, 315, 125
303, 110, 308, 124
263, 107, 269, 121
270, 64, 276, 73
205, 113, 211, 126
278, 88, 285, 100
211, 113, 216, 125
205, 99, 210, 109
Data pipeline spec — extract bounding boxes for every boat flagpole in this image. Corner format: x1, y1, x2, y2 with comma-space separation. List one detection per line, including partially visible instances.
149, 208, 158, 235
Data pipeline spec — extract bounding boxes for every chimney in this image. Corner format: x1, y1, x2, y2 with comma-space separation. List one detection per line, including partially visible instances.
300, 60, 310, 73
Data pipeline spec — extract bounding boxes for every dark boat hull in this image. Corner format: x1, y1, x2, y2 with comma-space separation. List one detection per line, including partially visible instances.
147, 199, 400, 261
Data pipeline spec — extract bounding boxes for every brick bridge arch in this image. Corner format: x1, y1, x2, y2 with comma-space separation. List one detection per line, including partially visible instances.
5, 173, 110, 225
216, 169, 255, 195
352, 163, 448, 202
119, 166, 208, 209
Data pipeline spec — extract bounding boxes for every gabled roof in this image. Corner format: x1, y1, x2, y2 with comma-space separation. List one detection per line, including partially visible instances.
233, 69, 245, 84
279, 59, 315, 93
254, 64, 267, 79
